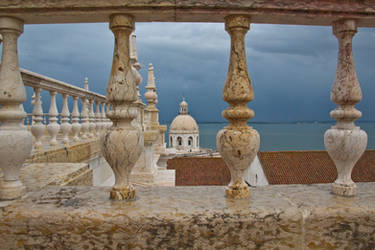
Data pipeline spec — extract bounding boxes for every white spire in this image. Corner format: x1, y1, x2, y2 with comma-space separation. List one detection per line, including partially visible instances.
145, 63, 158, 107
84, 77, 89, 91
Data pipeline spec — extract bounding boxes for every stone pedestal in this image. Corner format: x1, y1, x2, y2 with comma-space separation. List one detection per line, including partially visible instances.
131, 130, 159, 184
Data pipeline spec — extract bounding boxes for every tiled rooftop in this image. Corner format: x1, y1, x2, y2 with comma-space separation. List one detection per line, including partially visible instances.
168, 150, 375, 185
258, 150, 375, 185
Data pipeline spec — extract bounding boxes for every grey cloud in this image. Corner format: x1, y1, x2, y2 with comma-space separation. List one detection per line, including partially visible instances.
14, 22, 375, 123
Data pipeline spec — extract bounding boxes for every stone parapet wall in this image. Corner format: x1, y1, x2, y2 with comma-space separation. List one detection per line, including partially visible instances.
26, 139, 102, 164
1, 183, 374, 249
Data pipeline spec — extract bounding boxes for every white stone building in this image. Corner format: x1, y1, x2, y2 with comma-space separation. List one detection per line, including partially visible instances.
169, 99, 199, 152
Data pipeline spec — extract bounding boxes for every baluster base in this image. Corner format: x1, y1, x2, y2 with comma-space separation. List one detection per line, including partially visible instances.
0, 180, 26, 200
225, 182, 250, 199
217, 127, 259, 199
325, 127, 367, 197
110, 185, 136, 200
332, 182, 357, 197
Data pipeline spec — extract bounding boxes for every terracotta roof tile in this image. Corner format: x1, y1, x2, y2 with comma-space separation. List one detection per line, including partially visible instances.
258, 150, 375, 184
167, 157, 230, 186
167, 150, 375, 186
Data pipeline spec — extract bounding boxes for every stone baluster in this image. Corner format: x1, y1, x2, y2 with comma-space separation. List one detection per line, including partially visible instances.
88, 98, 96, 137
324, 19, 367, 197
102, 14, 143, 200
60, 93, 72, 145
0, 17, 33, 200
107, 104, 113, 127
80, 96, 89, 139
31, 87, 45, 149
101, 102, 107, 130
71, 96, 81, 142
95, 100, 102, 133
216, 15, 260, 199
47, 91, 60, 146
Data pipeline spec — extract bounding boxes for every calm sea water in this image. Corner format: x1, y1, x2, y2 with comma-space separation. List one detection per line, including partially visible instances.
166, 122, 375, 151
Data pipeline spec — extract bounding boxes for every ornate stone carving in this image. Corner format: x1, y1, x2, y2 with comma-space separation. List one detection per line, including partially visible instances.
31, 87, 45, 149
0, 17, 32, 200
102, 14, 143, 200
324, 19, 367, 197
216, 15, 260, 199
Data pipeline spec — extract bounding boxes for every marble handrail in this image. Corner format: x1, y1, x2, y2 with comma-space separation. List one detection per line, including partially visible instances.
1, 0, 375, 26
21, 68, 106, 102
21, 68, 111, 150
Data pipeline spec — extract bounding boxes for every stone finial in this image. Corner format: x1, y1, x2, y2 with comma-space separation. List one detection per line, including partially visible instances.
0, 17, 32, 200
129, 32, 143, 104
324, 19, 367, 197
130, 33, 140, 70
84, 77, 89, 91
144, 63, 160, 130
102, 14, 143, 200
145, 63, 158, 107
216, 15, 260, 199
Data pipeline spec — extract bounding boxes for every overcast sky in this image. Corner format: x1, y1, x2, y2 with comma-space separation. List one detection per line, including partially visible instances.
17, 22, 375, 123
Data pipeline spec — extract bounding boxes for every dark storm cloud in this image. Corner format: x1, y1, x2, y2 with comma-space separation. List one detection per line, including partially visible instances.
16, 22, 375, 123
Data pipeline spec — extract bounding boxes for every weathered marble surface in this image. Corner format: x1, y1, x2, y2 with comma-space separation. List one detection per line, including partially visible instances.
0, 183, 374, 249
0, 0, 375, 26
103, 14, 143, 200
26, 139, 101, 164
217, 15, 260, 199
1, 163, 92, 193
20, 163, 92, 192
324, 19, 367, 197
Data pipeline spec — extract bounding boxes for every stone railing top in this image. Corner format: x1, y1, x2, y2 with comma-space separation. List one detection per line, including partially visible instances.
0, 183, 374, 248
0, 0, 375, 26
21, 68, 107, 102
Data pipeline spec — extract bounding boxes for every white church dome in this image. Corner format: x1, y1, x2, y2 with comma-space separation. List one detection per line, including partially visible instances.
170, 114, 199, 133
169, 99, 198, 134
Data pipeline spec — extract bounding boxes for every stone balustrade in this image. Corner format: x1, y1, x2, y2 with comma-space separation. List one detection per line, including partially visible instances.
0, 1, 374, 247
21, 69, 111, 150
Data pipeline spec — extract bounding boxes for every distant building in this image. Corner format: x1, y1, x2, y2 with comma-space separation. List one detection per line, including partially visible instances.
169, 98, 200, 152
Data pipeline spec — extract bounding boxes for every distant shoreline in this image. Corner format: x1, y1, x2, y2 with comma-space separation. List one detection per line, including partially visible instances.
161, 121, 375, 125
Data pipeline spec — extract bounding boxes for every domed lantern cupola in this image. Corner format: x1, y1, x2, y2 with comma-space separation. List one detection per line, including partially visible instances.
179, 97, 188, 115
